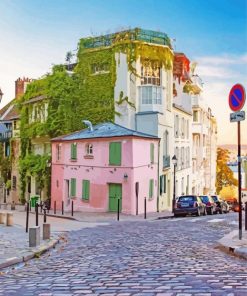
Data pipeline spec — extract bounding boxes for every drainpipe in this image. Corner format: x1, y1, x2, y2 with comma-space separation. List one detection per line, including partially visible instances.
157, 139, 160, 212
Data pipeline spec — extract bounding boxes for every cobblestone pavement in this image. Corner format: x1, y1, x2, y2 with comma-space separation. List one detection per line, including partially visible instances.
0, 213, 247, 295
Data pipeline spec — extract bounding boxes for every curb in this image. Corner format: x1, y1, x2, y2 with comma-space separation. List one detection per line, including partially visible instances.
0, 237, 60, 270
29, 211, 77, 221
217, 230, 247, 260
157, 215, 175, 220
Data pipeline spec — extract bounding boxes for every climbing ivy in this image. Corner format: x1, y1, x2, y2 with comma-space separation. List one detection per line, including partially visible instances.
18, 32, 174, 200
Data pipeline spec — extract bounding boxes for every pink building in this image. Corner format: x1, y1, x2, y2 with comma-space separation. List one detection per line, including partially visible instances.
51, 122, 159, 215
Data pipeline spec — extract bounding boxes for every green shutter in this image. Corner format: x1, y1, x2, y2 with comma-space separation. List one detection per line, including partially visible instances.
149, 179, 154, 199
150, 143, 154, 163
71, 143, 77, 160
109, 142, 121, 165
70, 178, 76, 197
160, 175, 163, 195
82, 180, 90, 200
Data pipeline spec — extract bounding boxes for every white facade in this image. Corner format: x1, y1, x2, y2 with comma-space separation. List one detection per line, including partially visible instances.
114, 49, 174, 211
192, 89, 217, 195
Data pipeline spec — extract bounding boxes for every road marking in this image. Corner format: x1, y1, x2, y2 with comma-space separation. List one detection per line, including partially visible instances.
207, 218, 225, 223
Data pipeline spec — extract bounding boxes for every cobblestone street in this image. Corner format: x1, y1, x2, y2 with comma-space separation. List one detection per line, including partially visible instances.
0, 213, 247, 295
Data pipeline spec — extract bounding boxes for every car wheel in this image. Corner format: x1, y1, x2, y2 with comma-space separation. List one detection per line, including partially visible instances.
219, 208, 223, 214
210, 207, 213, 215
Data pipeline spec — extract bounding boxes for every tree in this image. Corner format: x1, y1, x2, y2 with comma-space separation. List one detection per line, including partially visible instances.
219, 185, 237, 200
216, 147, 238, 194
65, 51, 73, 65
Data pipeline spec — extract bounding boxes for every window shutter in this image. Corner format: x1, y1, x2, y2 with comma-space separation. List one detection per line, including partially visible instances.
150, 143, 154, 163
149, 179, 154, 199
71, 143, 77, 159
70, 178, 76, 197
160, 176, 163, 195
109, 142, 121, 165
82, 180, 90, 200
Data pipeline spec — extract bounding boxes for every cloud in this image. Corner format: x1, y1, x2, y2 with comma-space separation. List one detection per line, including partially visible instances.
194, 53, 247, 145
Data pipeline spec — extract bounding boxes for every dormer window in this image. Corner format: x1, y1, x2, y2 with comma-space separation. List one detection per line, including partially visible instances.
86, 143, 93, 155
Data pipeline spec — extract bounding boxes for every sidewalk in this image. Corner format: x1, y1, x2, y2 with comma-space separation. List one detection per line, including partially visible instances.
218, 229, 247, 260
24, 208, 174, 223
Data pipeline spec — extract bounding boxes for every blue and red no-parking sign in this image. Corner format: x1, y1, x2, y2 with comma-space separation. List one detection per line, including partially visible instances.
229, 84, 246, 112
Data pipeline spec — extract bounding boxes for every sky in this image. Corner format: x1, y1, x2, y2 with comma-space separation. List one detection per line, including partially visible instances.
0, 0, 246, 144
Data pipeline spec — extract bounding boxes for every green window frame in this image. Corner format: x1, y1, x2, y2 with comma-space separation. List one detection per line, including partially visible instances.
82, 180, 90, 200
109, 142, 121, 165
149, 179, 154, 199
71, 143, 77, 160
150, 143, 154, 163
70, 178, 76, 197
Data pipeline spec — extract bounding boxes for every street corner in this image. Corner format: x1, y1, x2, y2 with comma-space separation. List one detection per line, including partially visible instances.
217, 229, 247, 260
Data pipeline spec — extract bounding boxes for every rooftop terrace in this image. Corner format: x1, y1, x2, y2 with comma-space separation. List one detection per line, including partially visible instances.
80, 28, 172, 49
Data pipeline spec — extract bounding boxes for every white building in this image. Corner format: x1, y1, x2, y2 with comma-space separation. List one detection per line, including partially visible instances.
191, 81, 217, 195
113, 29, 174, 211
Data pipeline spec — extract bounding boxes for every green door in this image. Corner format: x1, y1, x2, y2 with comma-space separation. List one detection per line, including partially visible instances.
109, 184, 122, 212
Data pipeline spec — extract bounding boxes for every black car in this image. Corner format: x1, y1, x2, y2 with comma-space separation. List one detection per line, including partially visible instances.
211, 195, 229, 214
174, 195, 206, 217
199, 195, 217, 215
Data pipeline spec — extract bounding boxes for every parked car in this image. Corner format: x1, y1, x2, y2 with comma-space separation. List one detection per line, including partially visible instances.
211, 195, 230, 214
199, 195, 217, 215
174, 195, 206, 217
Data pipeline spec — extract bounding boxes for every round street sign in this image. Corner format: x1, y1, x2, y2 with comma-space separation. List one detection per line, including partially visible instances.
229, 84, 246, 112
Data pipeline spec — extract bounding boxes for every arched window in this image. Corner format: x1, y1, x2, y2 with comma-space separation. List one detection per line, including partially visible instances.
86, 143, 93, 155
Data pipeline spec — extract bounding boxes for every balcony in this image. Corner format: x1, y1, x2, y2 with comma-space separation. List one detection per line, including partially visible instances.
163, 155, 170, 169
0, 131, 12, 142
139, 86, 163, 112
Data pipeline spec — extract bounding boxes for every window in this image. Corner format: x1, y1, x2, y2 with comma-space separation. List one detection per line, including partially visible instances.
109, 142, 121, 165
86, 144, 93, 155
12, 176, 16, 190
141, 60, 161, 86
82, 180, 90, 200
181, 118, 185, 138
71, 143, 77, 160
160, 175, 166, 195
91, 63, 109, 74
193, 111, 198, 122
150, 143, 154, 163
187, 120, 189, 139
56, 144, 61, 161
149, 179, 154, 199
140, 86, 162, 105
181, 147, 184, 168
70, 178, 76, 197
166, 71, 171, 111
175, 115, 179, 138
13, 121, 17, 130
163, 131, 169, 157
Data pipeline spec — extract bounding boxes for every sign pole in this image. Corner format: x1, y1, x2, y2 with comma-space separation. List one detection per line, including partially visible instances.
238, 121, 242, 240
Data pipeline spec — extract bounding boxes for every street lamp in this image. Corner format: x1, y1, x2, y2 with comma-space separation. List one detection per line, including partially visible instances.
172, 155, 178, 213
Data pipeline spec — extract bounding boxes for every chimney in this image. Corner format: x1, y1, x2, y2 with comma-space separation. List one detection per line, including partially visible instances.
15, 77, 32, 99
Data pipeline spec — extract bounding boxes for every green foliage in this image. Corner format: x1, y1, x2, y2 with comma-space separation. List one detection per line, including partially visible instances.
216, 148, 238, 194
116, 91, 136, 110
0, 143, 11, 183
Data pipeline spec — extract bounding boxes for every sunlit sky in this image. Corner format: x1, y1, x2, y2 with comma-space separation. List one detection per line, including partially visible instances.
0, 0, 246, 144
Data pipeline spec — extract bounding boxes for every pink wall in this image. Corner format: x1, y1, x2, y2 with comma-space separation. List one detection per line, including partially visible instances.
51, 136, 159, 215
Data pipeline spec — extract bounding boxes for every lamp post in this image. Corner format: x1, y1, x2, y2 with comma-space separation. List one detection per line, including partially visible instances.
172, 155, 177, 213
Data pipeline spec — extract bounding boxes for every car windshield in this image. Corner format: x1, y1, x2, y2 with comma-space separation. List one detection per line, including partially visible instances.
178, 196, 196, 202
211, 196, 218, 202
200, 196, 209, 202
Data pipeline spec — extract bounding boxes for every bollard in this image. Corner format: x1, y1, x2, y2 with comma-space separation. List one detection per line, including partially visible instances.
117, 198, 120, 221
6, 213, 13, 226
44, 209, 47, 223
43, 223, 50, 240
245, 202, 247, 231
26, 202, 29, 233
62, 201, 64, 215
71, 200, 74, 216
35, 203, 39, 226
29, 226, 40, 247
0, 212, 6, 224
29, 200, 31, 212
54, 201, 56, 215
144, 197, 147, 219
